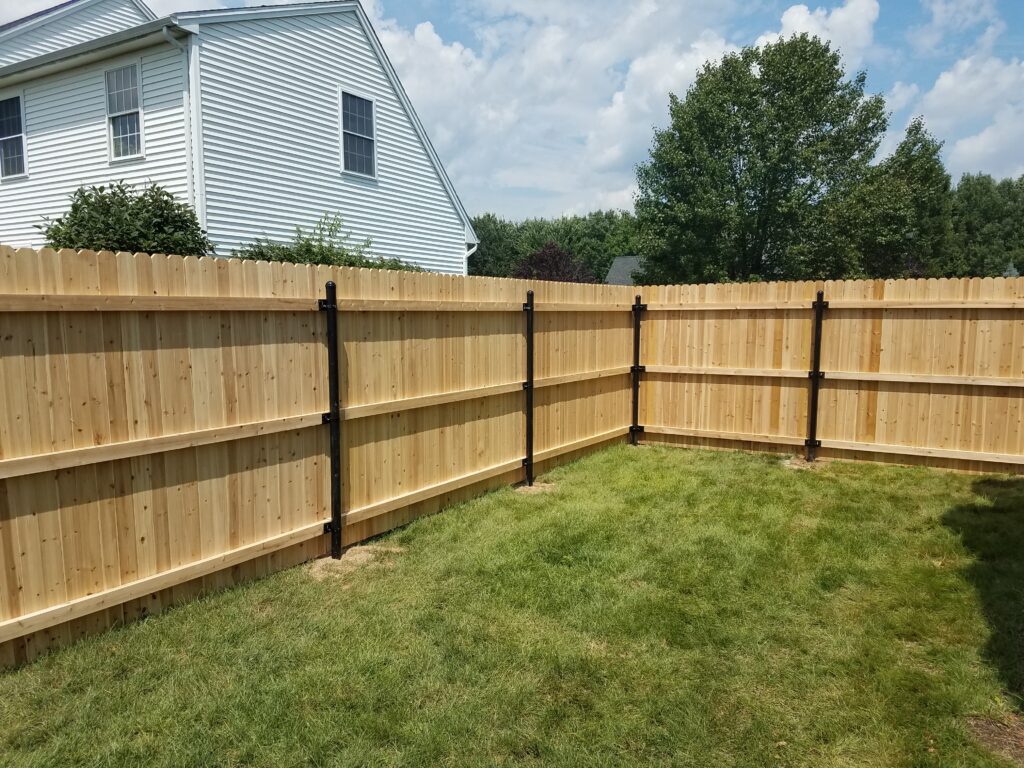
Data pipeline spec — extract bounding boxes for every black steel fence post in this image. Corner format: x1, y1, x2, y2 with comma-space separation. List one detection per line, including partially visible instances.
319, 281, 343, 558
523, 290, 535, 485
630, 294, 646, 445
805, 289, 828, 462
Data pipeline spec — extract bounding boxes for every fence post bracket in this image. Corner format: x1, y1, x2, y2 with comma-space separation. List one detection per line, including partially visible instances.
630, 296, 646, 446
523, 290, 536, 485
804, 290, 828, 462
321, 281, 343, 559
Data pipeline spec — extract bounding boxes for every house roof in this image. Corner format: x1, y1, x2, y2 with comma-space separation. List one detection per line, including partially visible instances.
0, 18, 187, 85
605, 255, 639, 285
0, 0, 83, 34
0, 0, 156, 38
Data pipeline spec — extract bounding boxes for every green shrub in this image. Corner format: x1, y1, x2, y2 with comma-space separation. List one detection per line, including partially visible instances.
234, 214, 421, 271
40, 182, 214, 255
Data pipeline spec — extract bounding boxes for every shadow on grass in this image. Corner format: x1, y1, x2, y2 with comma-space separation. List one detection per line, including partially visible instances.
944, 477, 1024, 704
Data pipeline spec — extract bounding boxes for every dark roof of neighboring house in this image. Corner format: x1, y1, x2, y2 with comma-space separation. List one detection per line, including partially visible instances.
605, 255, 639, 285
0, 0, 84, 34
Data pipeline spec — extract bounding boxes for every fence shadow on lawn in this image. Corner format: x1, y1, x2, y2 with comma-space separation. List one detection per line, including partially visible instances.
944, 477, 1024, 703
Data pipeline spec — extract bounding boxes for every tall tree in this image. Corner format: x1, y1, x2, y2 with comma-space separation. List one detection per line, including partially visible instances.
878, 118, 954, 276
826, 118, 954, 279
951, 174, 1024, 277
634, 34, 887, 283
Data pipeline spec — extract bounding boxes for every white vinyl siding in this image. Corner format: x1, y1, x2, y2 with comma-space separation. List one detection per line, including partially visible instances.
0, 44, 190, 248
196, 11, 468, 273
0, 0, 152, 67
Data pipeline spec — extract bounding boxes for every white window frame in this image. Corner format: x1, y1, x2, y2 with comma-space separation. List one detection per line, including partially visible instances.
340, 88, 377, 180
0, 88, 28, 181
105, 59, 146, 163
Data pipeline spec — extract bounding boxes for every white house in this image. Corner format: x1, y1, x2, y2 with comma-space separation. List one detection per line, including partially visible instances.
0, 0, 477, 273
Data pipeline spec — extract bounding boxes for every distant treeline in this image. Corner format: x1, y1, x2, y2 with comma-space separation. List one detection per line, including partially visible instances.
468, 210, 638, 282
470, 173, 1023, 284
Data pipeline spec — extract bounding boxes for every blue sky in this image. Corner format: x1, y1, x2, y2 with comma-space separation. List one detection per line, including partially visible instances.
5, 0, 1023, 219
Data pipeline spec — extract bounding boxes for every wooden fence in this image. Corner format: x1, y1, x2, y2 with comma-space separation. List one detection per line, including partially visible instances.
638, 279, 1024, 470
1, 247, 1022, 664
0, 247, 634, 664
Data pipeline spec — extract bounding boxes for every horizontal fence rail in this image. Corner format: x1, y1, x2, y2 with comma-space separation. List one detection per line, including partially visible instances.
1, 245, 1022, 664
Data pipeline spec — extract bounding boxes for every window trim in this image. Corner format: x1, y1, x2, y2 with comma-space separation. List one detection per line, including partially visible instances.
104, 59, 146, 163
0, 89, 28, 181
339, 88, 377, 180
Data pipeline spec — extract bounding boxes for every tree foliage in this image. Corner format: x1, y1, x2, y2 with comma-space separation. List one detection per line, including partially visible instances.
814, 118, 954, 279
951, 174, 1024, 277
234, 214, 421, 271
631, 34, 1024, 283
635, 35, 887, 283
41, 182, 214, 255
469, 213, 521, 277
510, 242, 597, 283
470, 210, 637, 281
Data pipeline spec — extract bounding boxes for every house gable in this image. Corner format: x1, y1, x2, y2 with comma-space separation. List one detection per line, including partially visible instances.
0, 0, 156, 67
185, 3, 475, 272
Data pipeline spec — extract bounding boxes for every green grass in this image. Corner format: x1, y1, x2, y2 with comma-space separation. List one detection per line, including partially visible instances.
2, 445, 1023, 767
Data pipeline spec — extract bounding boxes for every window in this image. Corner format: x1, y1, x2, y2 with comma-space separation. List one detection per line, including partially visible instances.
342, 92, 375, 177
105, 64, 142, 159
0, 96, 26, 178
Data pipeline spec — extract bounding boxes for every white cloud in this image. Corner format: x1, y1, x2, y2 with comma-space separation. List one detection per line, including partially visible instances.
368, 0, 740, 218
918, 53, 1024, 135
885, 81, 920, 112
374, 0, 890, 218
584, 32, 736, 175
908, 0, 1001, 55
755, 0, 880, 68
900, 11, 1024, 183
948, 104, 1024, 178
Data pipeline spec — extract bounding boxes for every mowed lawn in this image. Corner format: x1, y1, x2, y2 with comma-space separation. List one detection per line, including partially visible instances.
2, 445, 1023, 767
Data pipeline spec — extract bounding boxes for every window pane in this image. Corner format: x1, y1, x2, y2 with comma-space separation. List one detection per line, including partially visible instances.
342, 93, 373, 138
106, 65, 139, 114
0, 96, 21, 139
343, 132, 374, 176
1, 136, 25, 177
110, 112, 141, 157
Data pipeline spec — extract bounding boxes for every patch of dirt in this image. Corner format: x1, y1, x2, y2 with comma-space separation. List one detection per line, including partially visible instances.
305, 544, 405, 581
968, 715, 1024, 766
516, 480, 556, 495
781, 456, 823, 471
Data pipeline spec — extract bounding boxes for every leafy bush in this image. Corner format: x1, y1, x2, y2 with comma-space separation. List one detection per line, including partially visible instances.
511, 242, 596, 283
234, 214, 421, 271
40, 182, 214, 255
